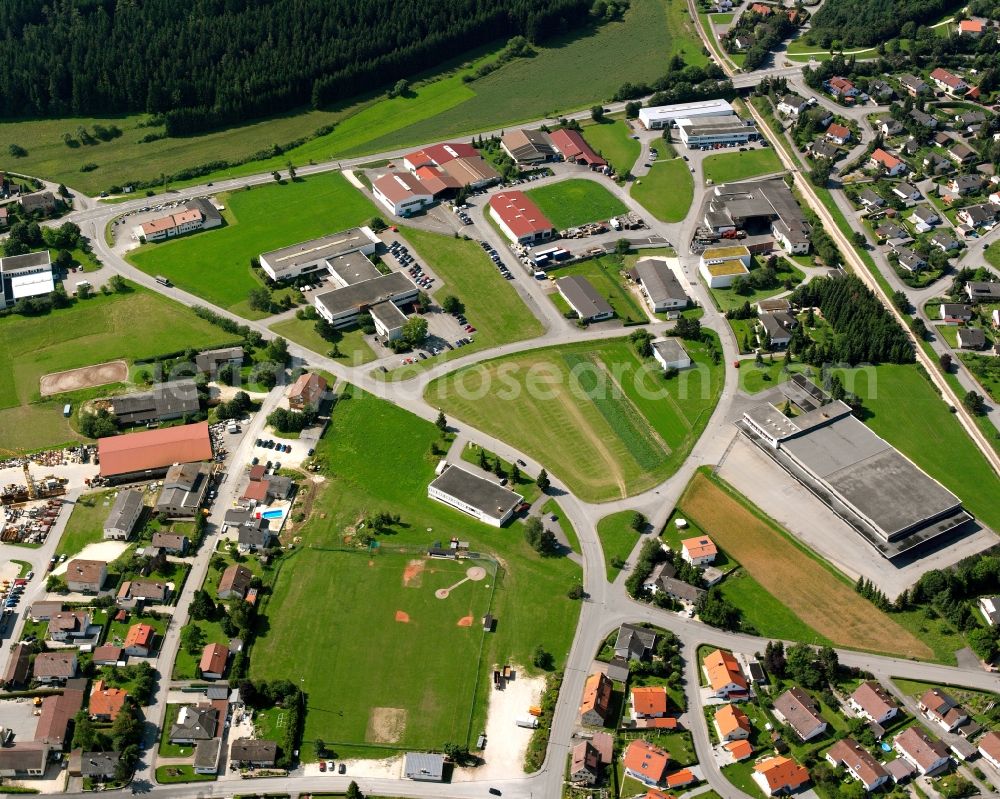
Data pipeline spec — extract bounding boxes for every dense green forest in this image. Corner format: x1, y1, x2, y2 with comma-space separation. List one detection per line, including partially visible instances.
0, 0, 597, 134
807, 0, 963, 47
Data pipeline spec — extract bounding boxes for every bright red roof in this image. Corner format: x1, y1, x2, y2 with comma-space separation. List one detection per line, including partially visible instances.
124, 623, 155, 649
549, 128, 607, 167
404, 142, 477, 168
488, 191, 554, 238
98, 423, 212, 478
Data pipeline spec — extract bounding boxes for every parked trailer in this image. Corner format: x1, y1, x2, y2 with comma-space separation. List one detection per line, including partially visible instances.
515, 717, 539, 729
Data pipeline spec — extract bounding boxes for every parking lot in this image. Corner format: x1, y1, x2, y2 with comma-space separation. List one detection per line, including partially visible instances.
111, 195, 211, 250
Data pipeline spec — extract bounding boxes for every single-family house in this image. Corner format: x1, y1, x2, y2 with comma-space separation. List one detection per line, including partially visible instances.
103, 489, 144, 541
826, 739, 890, 791
199, 642, 229, 680
150, 532, 189, 555
958, 204, 996, 228
809, 139, 840, 160
959, 18, 985, 35
894, 726, 949, 775
930, 67, 969, 96
949, 174, 985, 196
68, 749, 118, 781
957, 327, 987, 350
924, 152, 952, 174
978, 595, 1000, 626
170, 704, 220, 744
65, 559, 107, 593
230, 738, 279, 769
892, 181, 920, 201
827, 76, 858, 99
714, 704, 752, 741
957, 110, 987, 132
651, 339, 692, 371
858, 189, 885, 210
939, 303, 973, 323
123, 623, 156, 657
753, 756, 811, 796
48, 610, 91, 642
758, 310, 797, 348
773, 687, 827, 741
880, 119, 904, 137
702, 648, 749, 700
978, 730, 1000, 770
966, 281, 1000, 302
825, 123, 852, 145
908, 206, 939, 232
570, 740, 603, 785
33, 651, 78, 684
869, 80, 894, 100
870, 149, 906, 176
732, 34, 756, 50
895, 247, 927, 273
899, 74, 929, 96
580, 672, 613, 726
615, 623, 657, 661
777, 94, 810, 118
681, 535, 717, 565
195, 346, 244, 378
92, 645, 123, 666
909, 108, 937, 129
287, 372, 327, 411
218, 564, 254, 600
630, 686, 670, 722
929, 231, 960, 252
623, 739, 670, 787
117, 579, 170, 608
89, 679, 127, 721
849, 681, 900, 725
948, 142, 977, 164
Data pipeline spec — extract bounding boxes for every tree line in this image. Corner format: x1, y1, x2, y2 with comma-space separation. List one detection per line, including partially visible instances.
0, 0, 595, 133
807, 0, 965, 48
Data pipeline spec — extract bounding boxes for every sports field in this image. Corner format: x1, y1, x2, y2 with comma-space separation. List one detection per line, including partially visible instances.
387, 227, 543, 378
524, 179, 628, 230
678, 471, 932, 658
833, 364, 1000, 534
0, 284, 231, 449
251, 385, 581, 754
426, 337, 723, 501
582, 120, 641, 176
253, 550, 492, 750
703, 149, 783, 184
631, 159, 695, 223
127, 173, 379, 317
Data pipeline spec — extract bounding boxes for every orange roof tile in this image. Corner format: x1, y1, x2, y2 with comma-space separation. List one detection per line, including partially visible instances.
755, 756, 810, 791
725, 739, 754, 760
681, 535, 717, 559
88, 679, 127, 720
703, 649, 747, 692
623, 740, 669, 783
715, 703, 752, 737
632, 686, 669, 717
124, 623, 155, 650
665, 769, 695, 788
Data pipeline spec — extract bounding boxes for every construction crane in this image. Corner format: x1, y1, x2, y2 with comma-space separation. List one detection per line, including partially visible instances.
0, 447, 35, 500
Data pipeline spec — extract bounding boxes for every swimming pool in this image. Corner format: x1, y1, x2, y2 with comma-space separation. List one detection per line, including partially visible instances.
260, 509, 284, 520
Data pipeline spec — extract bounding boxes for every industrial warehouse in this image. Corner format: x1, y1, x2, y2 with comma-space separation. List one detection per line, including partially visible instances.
258, 227, 379, 281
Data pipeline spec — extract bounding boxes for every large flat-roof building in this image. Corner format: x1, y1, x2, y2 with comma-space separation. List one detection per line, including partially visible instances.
631, 259, 688, 312
0, 250, 55, 308
704, 180, 810, 255
740, 399, 971, 558
97, 422, 213, 482
131, 197, 223, 242
259, 227, 378, 282
556, 275, 614, 322
313, 270, 417, 336
639, 99, 735, 130
428, 463, 523, 527
678, 116, 758, 149
699, 245, 752, 288
372, 171, 435, 217
488, 191, 556, 245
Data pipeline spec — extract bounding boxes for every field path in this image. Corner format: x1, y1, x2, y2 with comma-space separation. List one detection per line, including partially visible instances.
680, 472, 933, 659
595, 358, 674, 454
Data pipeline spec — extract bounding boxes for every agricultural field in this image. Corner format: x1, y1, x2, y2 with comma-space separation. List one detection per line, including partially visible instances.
702, 149, 783, 184
0, 283, 231, 450
425, 336, 724, 501
127, 173, 379, 318
387, 227, 543, 378
524, 179, 628, 230
545, 254, 647, 324
581, 119, 641, 176
677, 470, 932, 658
268, 318, 375, 365
250, 385, 581, 755
631, 159, 695, 223
833, 364, 1000, 534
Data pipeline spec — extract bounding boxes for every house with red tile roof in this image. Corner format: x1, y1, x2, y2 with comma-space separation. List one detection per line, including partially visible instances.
930, 67, 968, 95
724, 739, 754, 761
579, 672, 613, 726
714, 704, 752, 741
89, 679, 127, 721
753, 755, 810, 795
702, 649, 749, 699
826, 738, 890, 791
623, 739, 670, 787
958, 18, 985, 35
978, 730, 1000, 770
848, 681, 899, 726
199, 643, 229, 680
894, 726, 950, 775
825, 123, 852, 145
681, 535, 717, 565
630, 686, 669, 721
869, 149, 906, 176
123, 623, 156, 657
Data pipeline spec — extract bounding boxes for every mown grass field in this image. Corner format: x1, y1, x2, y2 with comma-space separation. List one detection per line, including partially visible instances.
268, 318, 375, 365
524, 179, 628, 230
0, 1, 702, 195
545, 255, 647, 323
56, 489, 126, 559
581, 119, 641, 176
596, 511, 643, 581
833, 364, 1000, 534
631, 159, 695, 222
386, 227, 543, 378
709, 258, 805, 313
703, 149, 783, 184
678, 471, 932, 658
0, 283, 231, 449
250, 385, 581, 755
426, 336, 723, 501
127, 173, 378, 317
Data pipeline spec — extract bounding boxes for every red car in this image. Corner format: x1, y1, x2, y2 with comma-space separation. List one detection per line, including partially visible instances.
319, 761, 326, 772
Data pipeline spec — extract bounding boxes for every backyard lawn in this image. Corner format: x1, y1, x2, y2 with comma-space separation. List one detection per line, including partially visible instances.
250, 385, 581, 756
127, 173, 379, 317
0, 282, 232, 449
703, 149, 783, 184
426, 335, 724, 501
631, 159, 695, 222
545, 254, 647, 324
524, 179, 628, 230
581, 119, 641, 176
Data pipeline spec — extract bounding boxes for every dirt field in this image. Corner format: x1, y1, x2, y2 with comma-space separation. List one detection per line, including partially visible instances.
680, 472, 932, 659
39, 360, 129, 396
367, 707, 407, 744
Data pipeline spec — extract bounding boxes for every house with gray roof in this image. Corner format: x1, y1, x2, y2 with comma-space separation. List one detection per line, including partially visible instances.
170, 704, 219, 744
404, 752, 445, 782
614, 624, 657, 661
103, 488, 144, 541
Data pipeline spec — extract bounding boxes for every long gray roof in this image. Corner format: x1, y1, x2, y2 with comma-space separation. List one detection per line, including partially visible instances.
635, 259, 687, 305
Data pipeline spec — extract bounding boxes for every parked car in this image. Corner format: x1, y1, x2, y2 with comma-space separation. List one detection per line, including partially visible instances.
319, 762, 326, 772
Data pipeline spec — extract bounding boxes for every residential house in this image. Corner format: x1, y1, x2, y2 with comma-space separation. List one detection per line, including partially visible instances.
92, 645, 123, 666
579, 671, 613, 726
117, 579, 170, 608
68, 749, 118, 781
665, 769, 697, 790
939, 303, 973, 323
623, 739, 670, 787
123, 623, 156, 657
894, 726, 950, 775
924, 152, 952, 174
826, 739, 890, 791
930, 67, 969, 96
702, 648, 749, 699
858, 189, 885, 210
870, 149, 906, 176
773, 687, 828, 741
825, 123, 852, 145
777, 94, 809, 118
48, 610, 91, 643
758, 310, 797, 348
757, 297, 791, 314
826, 76, 858, 99
29, 601, 63, 621
150, 532, 189, 555
89, 679, 127, 721
875, 222, 910, 245
155, 461, 211, 518
880, 119, 904, 137
681, 535, 717, 565
733, 34, 756, 50
978, 730, 1000, 770
930, 231, 960, 252
948, 175, 985, 196
630, 686, 670, 722
902, 137, 920, 156
809, 139, 840, 160
958, 204, 996, 228
958, 18, 985, 35
19, 190, 57, 214
978, 595, 1000, 626
199, 643, 229, 680
898, 74, 929, 96
892, 181, 921, 201
948, 142, 977, 164
230, 738, 279, 769
966, 281, 1000, 302
0, 744, 49, 777
849, 681, 900, 725
287, 372, 327, 411
909, 108, 937, 129
714, 704, 752, 741
614, 623, 657, 661
753, 756, 811, 795
569, 733, 612, 785
170, 704, 220, 744
103, 489, 144, 540
65, 559, 107, 593
869, 80, 894, 100
908, 206, 939, 232
895, 247, 927, 273
33, 651, 78, 684
657, 575, 705, 605
957, 327, 987, 350
957, 110, 987, 132
2, 643, 31, 688
750, 2, 772, 13
218, 564, 254, 600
